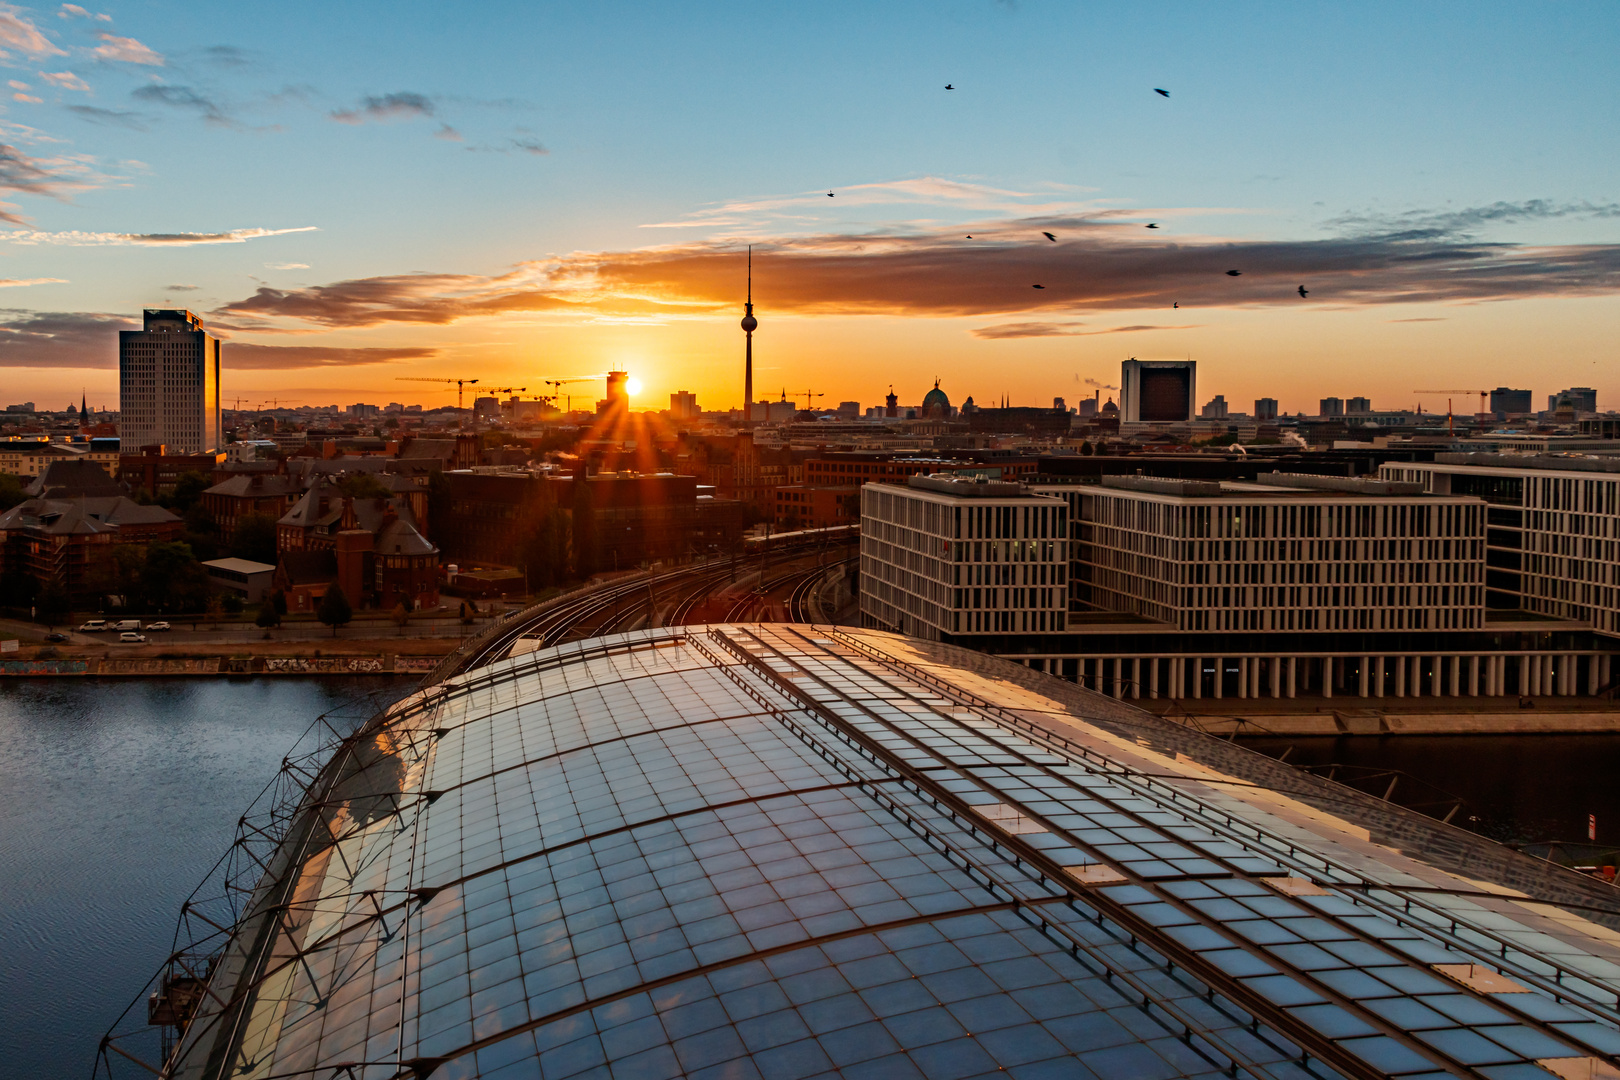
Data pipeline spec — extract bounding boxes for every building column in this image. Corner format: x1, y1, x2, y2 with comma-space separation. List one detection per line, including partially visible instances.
1212, 657, 1223, 699
1111, 659, 1124, 699
1269, 657, 1281, 699
1374, 657, 1386, 698
1432, 657, 1442, 698
1129, 658, 1140, 700
1590, 654, 1601, 696
1149, 658, 1159, 699
1237, 658, 1248, 699
1359, 657, 1370, 698
1602, 654, 1613, 693
1395, 656, 1406, 698
1287, 657, 1297, 699
1468, 656, 1479, 697
1519, 655, 1531, 697
1192, 658, 1202, 699
1449, 656, 1460, 698
1563, 655, 1575, 696
1252, 658, 1263, 698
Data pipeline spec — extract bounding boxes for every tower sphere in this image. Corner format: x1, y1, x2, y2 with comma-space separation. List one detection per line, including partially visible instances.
741, 314, 757, 332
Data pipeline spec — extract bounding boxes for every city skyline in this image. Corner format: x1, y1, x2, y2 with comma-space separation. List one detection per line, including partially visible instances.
0, 2, 1615, 409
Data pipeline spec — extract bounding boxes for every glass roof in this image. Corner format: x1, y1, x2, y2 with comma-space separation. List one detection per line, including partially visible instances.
159, 626, 1620, 1080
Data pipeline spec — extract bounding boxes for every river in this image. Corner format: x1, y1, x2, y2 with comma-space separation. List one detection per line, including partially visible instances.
0, 676, 413, 1080
2, 680, 1616, 1078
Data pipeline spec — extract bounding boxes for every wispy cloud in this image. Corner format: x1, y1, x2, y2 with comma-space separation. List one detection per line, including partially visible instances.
2, 224, 317, 245
1386, 317, 1446, 323
0, 5, 66, 58
165, 283, 197, 291
64, 103, 145, 128
330, 91, 433, 124
132, 83, 228, 124
264, 261, 309, 270
39, 70, 87, 91
0, 276, 66, 286
0, 142, 114, 222
211, 203, 1620, 331
1326, 199, 1620, 242
90, 32, 162, 65
222, 343, 438, 369
57, 4, 111, 22
0, 309, 134, 366
972, 321, 1201, 339
433, 124, 462, 142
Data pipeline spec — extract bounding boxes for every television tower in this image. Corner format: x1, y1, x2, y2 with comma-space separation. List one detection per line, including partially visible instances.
741, 246, 757, 424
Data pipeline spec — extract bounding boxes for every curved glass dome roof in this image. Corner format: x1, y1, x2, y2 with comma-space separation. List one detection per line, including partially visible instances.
154, 625, 1620, 1080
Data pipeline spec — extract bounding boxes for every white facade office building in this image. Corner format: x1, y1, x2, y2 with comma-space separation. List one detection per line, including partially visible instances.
861, 475, 1067, 639
1040, 473, 1487, 634
1119, 359, 1195, 423
1383, 453, 1620, 636
118, 309, 221, 453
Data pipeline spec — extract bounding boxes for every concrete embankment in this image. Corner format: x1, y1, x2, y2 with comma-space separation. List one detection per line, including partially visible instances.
0, 654, 443, 676
1140, 697, 1620, 736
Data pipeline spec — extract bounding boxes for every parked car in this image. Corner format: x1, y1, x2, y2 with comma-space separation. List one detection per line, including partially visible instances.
44, 633, 67, 643
146, 621, 172, 632
77, 619, 107, 632
118, 632, 146, 643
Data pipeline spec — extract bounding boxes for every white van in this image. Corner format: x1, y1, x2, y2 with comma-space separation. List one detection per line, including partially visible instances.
112, 619, 142, 632
77, 619, 108, 632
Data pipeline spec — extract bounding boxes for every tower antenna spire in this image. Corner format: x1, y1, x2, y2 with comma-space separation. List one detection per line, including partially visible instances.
740, 245, 758, 423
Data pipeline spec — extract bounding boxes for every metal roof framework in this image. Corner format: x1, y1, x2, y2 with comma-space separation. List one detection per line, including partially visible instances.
95, 626, 1620, 1079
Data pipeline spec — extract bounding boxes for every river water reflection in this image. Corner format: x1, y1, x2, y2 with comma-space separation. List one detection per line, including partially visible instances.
0, 676, 412, 1080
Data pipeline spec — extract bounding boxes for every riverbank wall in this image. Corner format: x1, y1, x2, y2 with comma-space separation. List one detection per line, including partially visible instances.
1147, 699, 1620, 736
0, 654, 441, 676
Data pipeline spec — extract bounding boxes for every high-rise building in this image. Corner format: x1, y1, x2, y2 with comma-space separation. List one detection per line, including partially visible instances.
1318, 397, 1344, 417
1120, 359, 1195, 423
472, 396, 500, 421
836, 400, 859, 418
600, 371, 629, 420
1254, 397, 1278, 420
1490, 387, 1533, 418
669, 390, 699, 419
118, 309, 221, 453
1550, 387, 1597, 414
1199, 394, 1228, 419
1346, 396, 1371, 414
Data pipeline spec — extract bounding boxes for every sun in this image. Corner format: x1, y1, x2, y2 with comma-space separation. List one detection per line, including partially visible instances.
625, 377, 643, 396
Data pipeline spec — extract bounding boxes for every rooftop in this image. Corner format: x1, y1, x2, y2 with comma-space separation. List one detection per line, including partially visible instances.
142, 625, 1620, 1080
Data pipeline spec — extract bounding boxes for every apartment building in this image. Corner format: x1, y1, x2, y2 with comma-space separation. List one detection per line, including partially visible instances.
860, 475, 1067, 639
118, 309, 222, 454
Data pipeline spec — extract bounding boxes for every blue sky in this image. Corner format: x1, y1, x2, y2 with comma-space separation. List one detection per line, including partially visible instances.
1, 0, 1617, 412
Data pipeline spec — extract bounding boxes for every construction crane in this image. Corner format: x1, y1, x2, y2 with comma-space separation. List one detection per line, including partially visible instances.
792, 389, 825, 410
544, 377, 593, 413
397, 376, 481, 411
1415, 389, 1490, 416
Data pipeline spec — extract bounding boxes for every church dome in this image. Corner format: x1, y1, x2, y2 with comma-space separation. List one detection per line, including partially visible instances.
921, 378, 951, 417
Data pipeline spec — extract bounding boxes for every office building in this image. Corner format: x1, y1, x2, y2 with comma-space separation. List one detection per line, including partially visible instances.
1318, 396, 1344, 417
1490, 386, 1533, 418
1550, 386, 1598, 414
135, 622, 1620, 1080
669, 389, 699, 419
1050, 473, 1485, 635
1346, 396, 1370, 414
118, 309, 221, 453
1199, 394, 1228, 419
1384, 453, 1620, 637
471, 396, 500, 421
835, 399, 859, 417
1254, 397, 1278, 420
600, 371, 630, 420
861, 474, 1068, 639
1120, 358, 1195, 422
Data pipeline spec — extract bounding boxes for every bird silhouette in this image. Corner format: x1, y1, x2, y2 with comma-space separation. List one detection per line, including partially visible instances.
1145, 223, 1159, 229
1226, 270, 1242, 276
1042, 232, 1057, 242
1173, 302, 1179, 309
1154, 88, 1169, 97
965, 235, 973, 239
1297, 285, 1309, 298
1032, 284, 1046, 289
945, 84, 955, 90
827, 192, 835, 197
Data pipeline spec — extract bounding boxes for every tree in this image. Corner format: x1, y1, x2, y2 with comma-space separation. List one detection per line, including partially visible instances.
255, 600, 281, 628
231, 513, 278, 565
35, 582, 70, 628
0, 472, 25, 511
162, 471, 214, 513
318, 584, 352, 636
1079, 441, 1094, 457
336, 473, 391, 500
143, 542, 210, 613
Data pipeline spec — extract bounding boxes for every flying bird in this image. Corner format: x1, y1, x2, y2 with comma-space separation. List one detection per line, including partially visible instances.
827, 191, 835, 197
1173, 302, 1179, 309
1042, 231, 1057, 242
945, 84, 955, 90
965, 235, 973, 238
1297, 285, 1309, 298
1226, 270, 1242, 276
1154, 88, 1169, 97
1032, 284, 1045, 289
1145, 223, 1159, 229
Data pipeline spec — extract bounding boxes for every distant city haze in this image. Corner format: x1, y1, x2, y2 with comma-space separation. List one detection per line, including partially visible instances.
0, 3, 1615, 413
